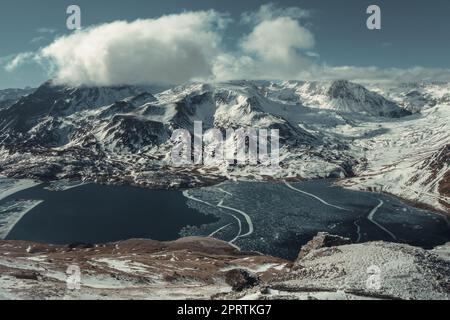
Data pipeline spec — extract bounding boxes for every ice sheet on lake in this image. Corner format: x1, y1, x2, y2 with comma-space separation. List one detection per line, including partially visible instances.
0, 199, 44, 239
44, 180, 87, 192
0, 178, 40, 201
0, 178, 44, 239
182, 181, 450, 260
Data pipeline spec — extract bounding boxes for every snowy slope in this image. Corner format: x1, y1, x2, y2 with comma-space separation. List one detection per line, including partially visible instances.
241, 241, 450, 300
340, 103, 450, 212
262, 80, 411, 117
367, 82, 450, 113
0, 237, 448, 300
0, 87, 35, 110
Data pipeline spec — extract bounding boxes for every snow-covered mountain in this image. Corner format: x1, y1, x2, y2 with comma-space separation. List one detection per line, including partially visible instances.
367, 82, 450, 113
0, 87, 35, 110
0, 80, 448, 212
262, 80, 412, 117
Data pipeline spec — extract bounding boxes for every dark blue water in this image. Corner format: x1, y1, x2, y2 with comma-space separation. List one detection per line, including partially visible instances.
3, 183, 217, 244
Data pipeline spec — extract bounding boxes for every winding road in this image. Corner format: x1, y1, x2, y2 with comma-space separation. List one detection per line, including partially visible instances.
217, 190, 254, 243
284, 181, 350, 211
208, 223, 232, 237
186, 182, 405, 249
183, 189, 255, 247
367, 199, 397, 240
354, 220, 362, 243
284, 181, 399, 242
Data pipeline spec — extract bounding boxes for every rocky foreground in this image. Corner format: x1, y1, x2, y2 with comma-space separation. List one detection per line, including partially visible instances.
0, 234, 449, 300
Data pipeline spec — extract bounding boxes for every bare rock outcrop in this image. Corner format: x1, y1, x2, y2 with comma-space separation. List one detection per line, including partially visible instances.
224, 269, 260, 292
297, 232, 352, 260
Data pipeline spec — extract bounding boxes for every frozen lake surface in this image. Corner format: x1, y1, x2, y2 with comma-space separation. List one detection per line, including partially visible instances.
1, 178, 449, 260
183, 180, 450, 260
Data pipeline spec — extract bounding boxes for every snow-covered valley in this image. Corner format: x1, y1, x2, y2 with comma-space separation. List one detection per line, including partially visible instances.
0, 79, 449, 300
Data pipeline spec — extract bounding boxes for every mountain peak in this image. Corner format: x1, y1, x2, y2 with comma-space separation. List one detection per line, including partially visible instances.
325, 80, 411, 117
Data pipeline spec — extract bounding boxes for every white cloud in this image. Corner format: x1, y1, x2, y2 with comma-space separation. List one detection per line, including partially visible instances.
214, 12, 316, 80
242, 17, 314, 60
38, 4, 317, 85
37, 28, 57, 34
30, 36, 46, 44
303, 65, 450, 84
5, 5, 450, 86
40, 11, 229, 86
214, 4, 450, 84
241, 3, 311, 25
4, 52, 35, 72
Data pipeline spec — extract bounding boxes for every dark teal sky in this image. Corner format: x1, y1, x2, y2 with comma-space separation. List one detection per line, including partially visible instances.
1, 0, 450, 88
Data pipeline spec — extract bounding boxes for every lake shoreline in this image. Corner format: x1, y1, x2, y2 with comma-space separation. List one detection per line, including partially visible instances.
1, 176, 449, 261
4, 173, 447, 215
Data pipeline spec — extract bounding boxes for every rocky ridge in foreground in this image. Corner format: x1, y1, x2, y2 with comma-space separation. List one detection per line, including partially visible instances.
0, 234, 448, 300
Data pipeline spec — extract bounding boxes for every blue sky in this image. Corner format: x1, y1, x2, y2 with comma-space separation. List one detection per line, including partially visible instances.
1, 0, 450, 88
